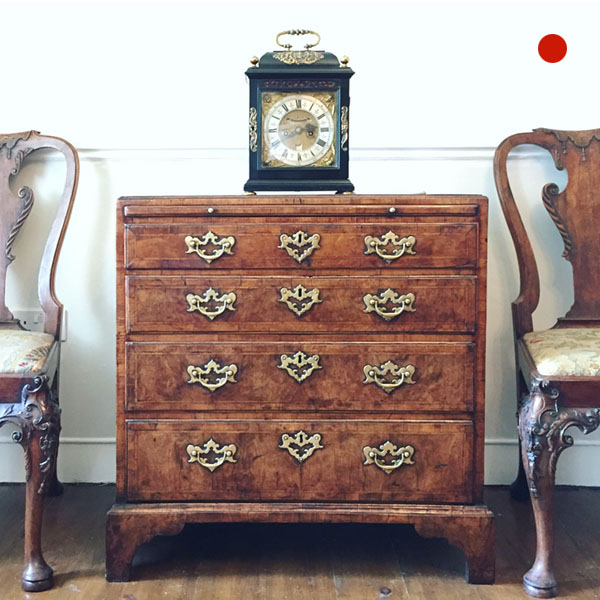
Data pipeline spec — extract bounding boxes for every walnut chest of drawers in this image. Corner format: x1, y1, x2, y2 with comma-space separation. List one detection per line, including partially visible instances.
106, 194, 495, 583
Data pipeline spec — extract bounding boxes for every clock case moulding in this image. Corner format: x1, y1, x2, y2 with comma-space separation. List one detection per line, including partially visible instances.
244, 49, 354, 194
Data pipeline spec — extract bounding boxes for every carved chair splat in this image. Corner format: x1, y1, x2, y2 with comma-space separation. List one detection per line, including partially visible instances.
494, 128, 600, 598
0, 131, 79, 592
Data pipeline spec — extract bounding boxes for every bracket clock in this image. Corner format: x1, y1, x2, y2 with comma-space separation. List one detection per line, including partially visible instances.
244, 30, 354, 193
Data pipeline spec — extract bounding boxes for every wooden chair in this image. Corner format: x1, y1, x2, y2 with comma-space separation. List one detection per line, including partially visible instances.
0, 131, 78, 591
494, 128, 600, 598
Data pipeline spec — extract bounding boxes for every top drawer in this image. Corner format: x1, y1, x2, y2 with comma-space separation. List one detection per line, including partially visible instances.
124, 222, 479, 270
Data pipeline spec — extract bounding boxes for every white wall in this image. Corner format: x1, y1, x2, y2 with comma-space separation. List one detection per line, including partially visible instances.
1, 0, 599, 485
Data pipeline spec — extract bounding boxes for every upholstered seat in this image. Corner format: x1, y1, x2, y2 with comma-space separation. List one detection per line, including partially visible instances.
0, 330, 55, 374
523, 328, 600, 377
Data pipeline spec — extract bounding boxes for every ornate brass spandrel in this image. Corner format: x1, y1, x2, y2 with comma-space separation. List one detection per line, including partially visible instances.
187, 360, 238, 392
186, 288, 237, 321
186, 438, 238, 472
184, 231, 236, 264
364, 231, 416, 263
278, 350, 322, 383
363, 441, 415, 475
279, 430, 324, 463
363, 289, 416, 321
363, 360, 416, 394
279, 284, 322, 317
278, 230, 321, 263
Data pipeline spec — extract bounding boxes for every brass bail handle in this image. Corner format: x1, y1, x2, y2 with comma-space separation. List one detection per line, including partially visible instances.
276, 29, 321, 50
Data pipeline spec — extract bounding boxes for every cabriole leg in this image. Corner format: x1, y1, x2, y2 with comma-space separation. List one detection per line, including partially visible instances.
0, 376, 61, 591
519, 388, 600, 598
22, 426, 54, 591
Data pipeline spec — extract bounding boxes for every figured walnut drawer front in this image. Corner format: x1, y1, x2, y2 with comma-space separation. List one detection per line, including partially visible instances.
126, 419, 474, 503
125, 276, 477, 334
125, 341, 475, 413
124, 222, 478, 270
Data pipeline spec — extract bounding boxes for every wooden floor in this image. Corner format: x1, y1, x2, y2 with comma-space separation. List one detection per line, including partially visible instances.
1, 485, 599, 599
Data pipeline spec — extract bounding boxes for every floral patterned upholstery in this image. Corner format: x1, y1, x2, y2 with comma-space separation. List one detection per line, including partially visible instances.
523, 328, 600, 377
0, 330, 55, 374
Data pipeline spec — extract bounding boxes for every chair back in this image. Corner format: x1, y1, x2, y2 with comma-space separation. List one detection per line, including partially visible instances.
494, 128, 600, 337
0, 131, 79, 338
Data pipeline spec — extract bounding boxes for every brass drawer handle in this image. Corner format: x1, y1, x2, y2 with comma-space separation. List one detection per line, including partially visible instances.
279, 284, 322, 316
363, 289, 415, 321
278, 230, 321, 263
364, 231, 416, 263
278, 350, 322, 383
279, 430, 324, 463
363, 441, 415, 475
184, 231, 236, 264
363, 360, 416, 394
186, 288, 237, 321
186, 438, 238, 472
187, 360, 238, 392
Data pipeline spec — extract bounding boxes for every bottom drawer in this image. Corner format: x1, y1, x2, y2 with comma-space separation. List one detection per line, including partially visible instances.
126, 420, 474, 503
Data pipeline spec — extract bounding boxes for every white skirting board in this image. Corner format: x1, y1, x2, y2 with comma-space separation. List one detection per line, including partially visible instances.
0, 437, 599, 486
0, 438, 116, 484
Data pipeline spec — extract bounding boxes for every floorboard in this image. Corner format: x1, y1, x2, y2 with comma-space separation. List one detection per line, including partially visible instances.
0, 484, 599, 599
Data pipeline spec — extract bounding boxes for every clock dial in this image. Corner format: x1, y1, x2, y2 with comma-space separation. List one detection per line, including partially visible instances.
263, 94, 335, 167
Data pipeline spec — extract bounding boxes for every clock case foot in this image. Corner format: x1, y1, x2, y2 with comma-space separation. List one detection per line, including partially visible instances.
244, 179, 354, 194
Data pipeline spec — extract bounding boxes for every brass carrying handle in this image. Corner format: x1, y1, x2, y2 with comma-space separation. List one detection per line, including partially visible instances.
184, 231, 235, 264
363, 361, 416, 394
364, 231, 416, 263
363, 441, 415, 475
276, 29, 320, 50
363, 290, 415, 321
186, 288, 237, 321
187, 360, 238, 392
186, 438, 238, 472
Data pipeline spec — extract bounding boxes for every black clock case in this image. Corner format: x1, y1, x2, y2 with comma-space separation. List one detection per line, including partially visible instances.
244, 51, 354, 193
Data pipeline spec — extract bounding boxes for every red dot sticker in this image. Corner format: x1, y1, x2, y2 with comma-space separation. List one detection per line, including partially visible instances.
538, 34, 567, 63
